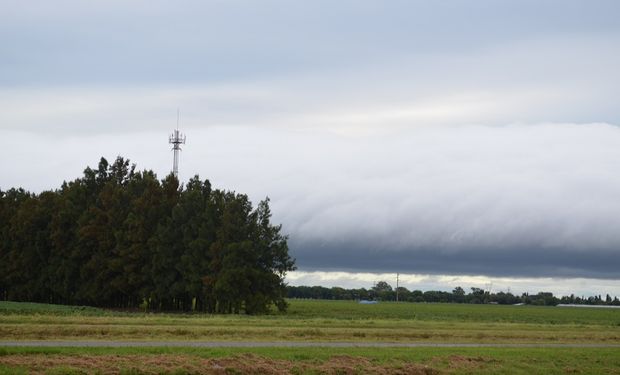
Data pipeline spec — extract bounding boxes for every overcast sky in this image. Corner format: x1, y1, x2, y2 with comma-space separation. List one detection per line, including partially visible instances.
2, 0, 620, 296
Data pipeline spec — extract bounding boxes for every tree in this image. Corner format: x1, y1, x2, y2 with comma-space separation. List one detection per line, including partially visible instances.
452, 286, 466, 303
0, 156, 295, 314
372, 281, 393, 301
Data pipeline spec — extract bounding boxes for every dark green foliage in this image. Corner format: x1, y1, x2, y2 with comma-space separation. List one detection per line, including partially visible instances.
0, 157, 295, 314
287, 284, 619, 306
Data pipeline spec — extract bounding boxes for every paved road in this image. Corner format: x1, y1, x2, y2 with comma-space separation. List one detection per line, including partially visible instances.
1, 341, 619, 348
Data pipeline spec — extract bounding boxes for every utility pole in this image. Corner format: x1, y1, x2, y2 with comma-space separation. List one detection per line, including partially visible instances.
396, 273, 399, 303
168, 109, 186, 179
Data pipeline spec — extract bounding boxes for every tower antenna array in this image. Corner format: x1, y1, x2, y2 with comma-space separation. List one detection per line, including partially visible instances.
169, 109, 186, 178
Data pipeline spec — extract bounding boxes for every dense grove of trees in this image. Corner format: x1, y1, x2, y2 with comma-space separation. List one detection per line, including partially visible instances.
0, 157, 295, 314
287, 283, 620, 306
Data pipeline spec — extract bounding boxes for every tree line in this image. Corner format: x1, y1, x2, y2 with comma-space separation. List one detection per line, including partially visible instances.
0, 157, 295, 314
287, 282, 620, 306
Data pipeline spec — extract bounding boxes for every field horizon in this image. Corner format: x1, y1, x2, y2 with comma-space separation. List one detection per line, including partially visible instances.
1, 299, 619, 373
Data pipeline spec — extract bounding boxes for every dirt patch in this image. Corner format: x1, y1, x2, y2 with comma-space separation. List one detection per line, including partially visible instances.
209, 354, 293, 375
0, 353, 439, 375
311, 355, 437, 375
0, 354, 209, 374
429, 354, 494, 372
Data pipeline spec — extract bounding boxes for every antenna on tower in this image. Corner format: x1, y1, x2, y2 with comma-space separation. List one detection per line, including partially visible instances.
169, 109, 186, 179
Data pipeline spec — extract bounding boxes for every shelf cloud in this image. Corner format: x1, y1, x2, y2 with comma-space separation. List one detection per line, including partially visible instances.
194, 123, 620, 280
2, 0, 620, 285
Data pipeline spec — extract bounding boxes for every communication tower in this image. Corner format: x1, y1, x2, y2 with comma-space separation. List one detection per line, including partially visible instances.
169, 109, 186, 178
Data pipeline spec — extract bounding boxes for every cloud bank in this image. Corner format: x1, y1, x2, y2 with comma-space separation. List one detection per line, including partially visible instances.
185, 123, 620, 279
2, 1, 620, 283
3, 121, 620, 280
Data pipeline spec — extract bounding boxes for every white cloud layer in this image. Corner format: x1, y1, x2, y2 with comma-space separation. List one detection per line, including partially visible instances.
3, 122, 620, 279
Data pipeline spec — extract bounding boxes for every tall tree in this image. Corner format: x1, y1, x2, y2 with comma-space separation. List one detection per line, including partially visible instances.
0, 156, 295, 313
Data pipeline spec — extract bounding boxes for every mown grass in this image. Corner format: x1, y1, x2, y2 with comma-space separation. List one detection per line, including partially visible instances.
1, 318, 619, 343
1, 301, 620, 373
1, 300, 620, 344
0, 346, 619, 374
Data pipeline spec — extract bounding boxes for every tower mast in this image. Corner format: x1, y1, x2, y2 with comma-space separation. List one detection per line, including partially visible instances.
169, 109, 186, 179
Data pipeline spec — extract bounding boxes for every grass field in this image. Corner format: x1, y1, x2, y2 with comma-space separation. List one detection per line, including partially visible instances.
1, 300, 619, 343
1, 300, 619, 373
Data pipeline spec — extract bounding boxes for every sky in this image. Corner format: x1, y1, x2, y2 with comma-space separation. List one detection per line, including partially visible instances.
2, 0, 620, 296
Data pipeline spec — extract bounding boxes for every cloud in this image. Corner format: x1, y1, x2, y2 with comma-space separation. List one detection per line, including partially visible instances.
2, 122, 620, 280
0, 85, 277, 135
285, 271, 620, 297
181, 123, 620, 279
3, 28, 619, 138
2, 1, 620, 283
2, 1, 620, 91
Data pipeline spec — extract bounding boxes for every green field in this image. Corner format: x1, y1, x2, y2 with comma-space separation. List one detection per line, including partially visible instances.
1, 300, 619, 374
4, 299, 620, 325
1, 300, 619, 343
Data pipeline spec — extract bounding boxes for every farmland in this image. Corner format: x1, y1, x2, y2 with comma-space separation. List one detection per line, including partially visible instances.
1, 300, 620, 373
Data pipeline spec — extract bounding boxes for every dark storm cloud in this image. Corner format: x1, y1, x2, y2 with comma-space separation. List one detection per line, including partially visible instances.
291, 243, 620, 279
